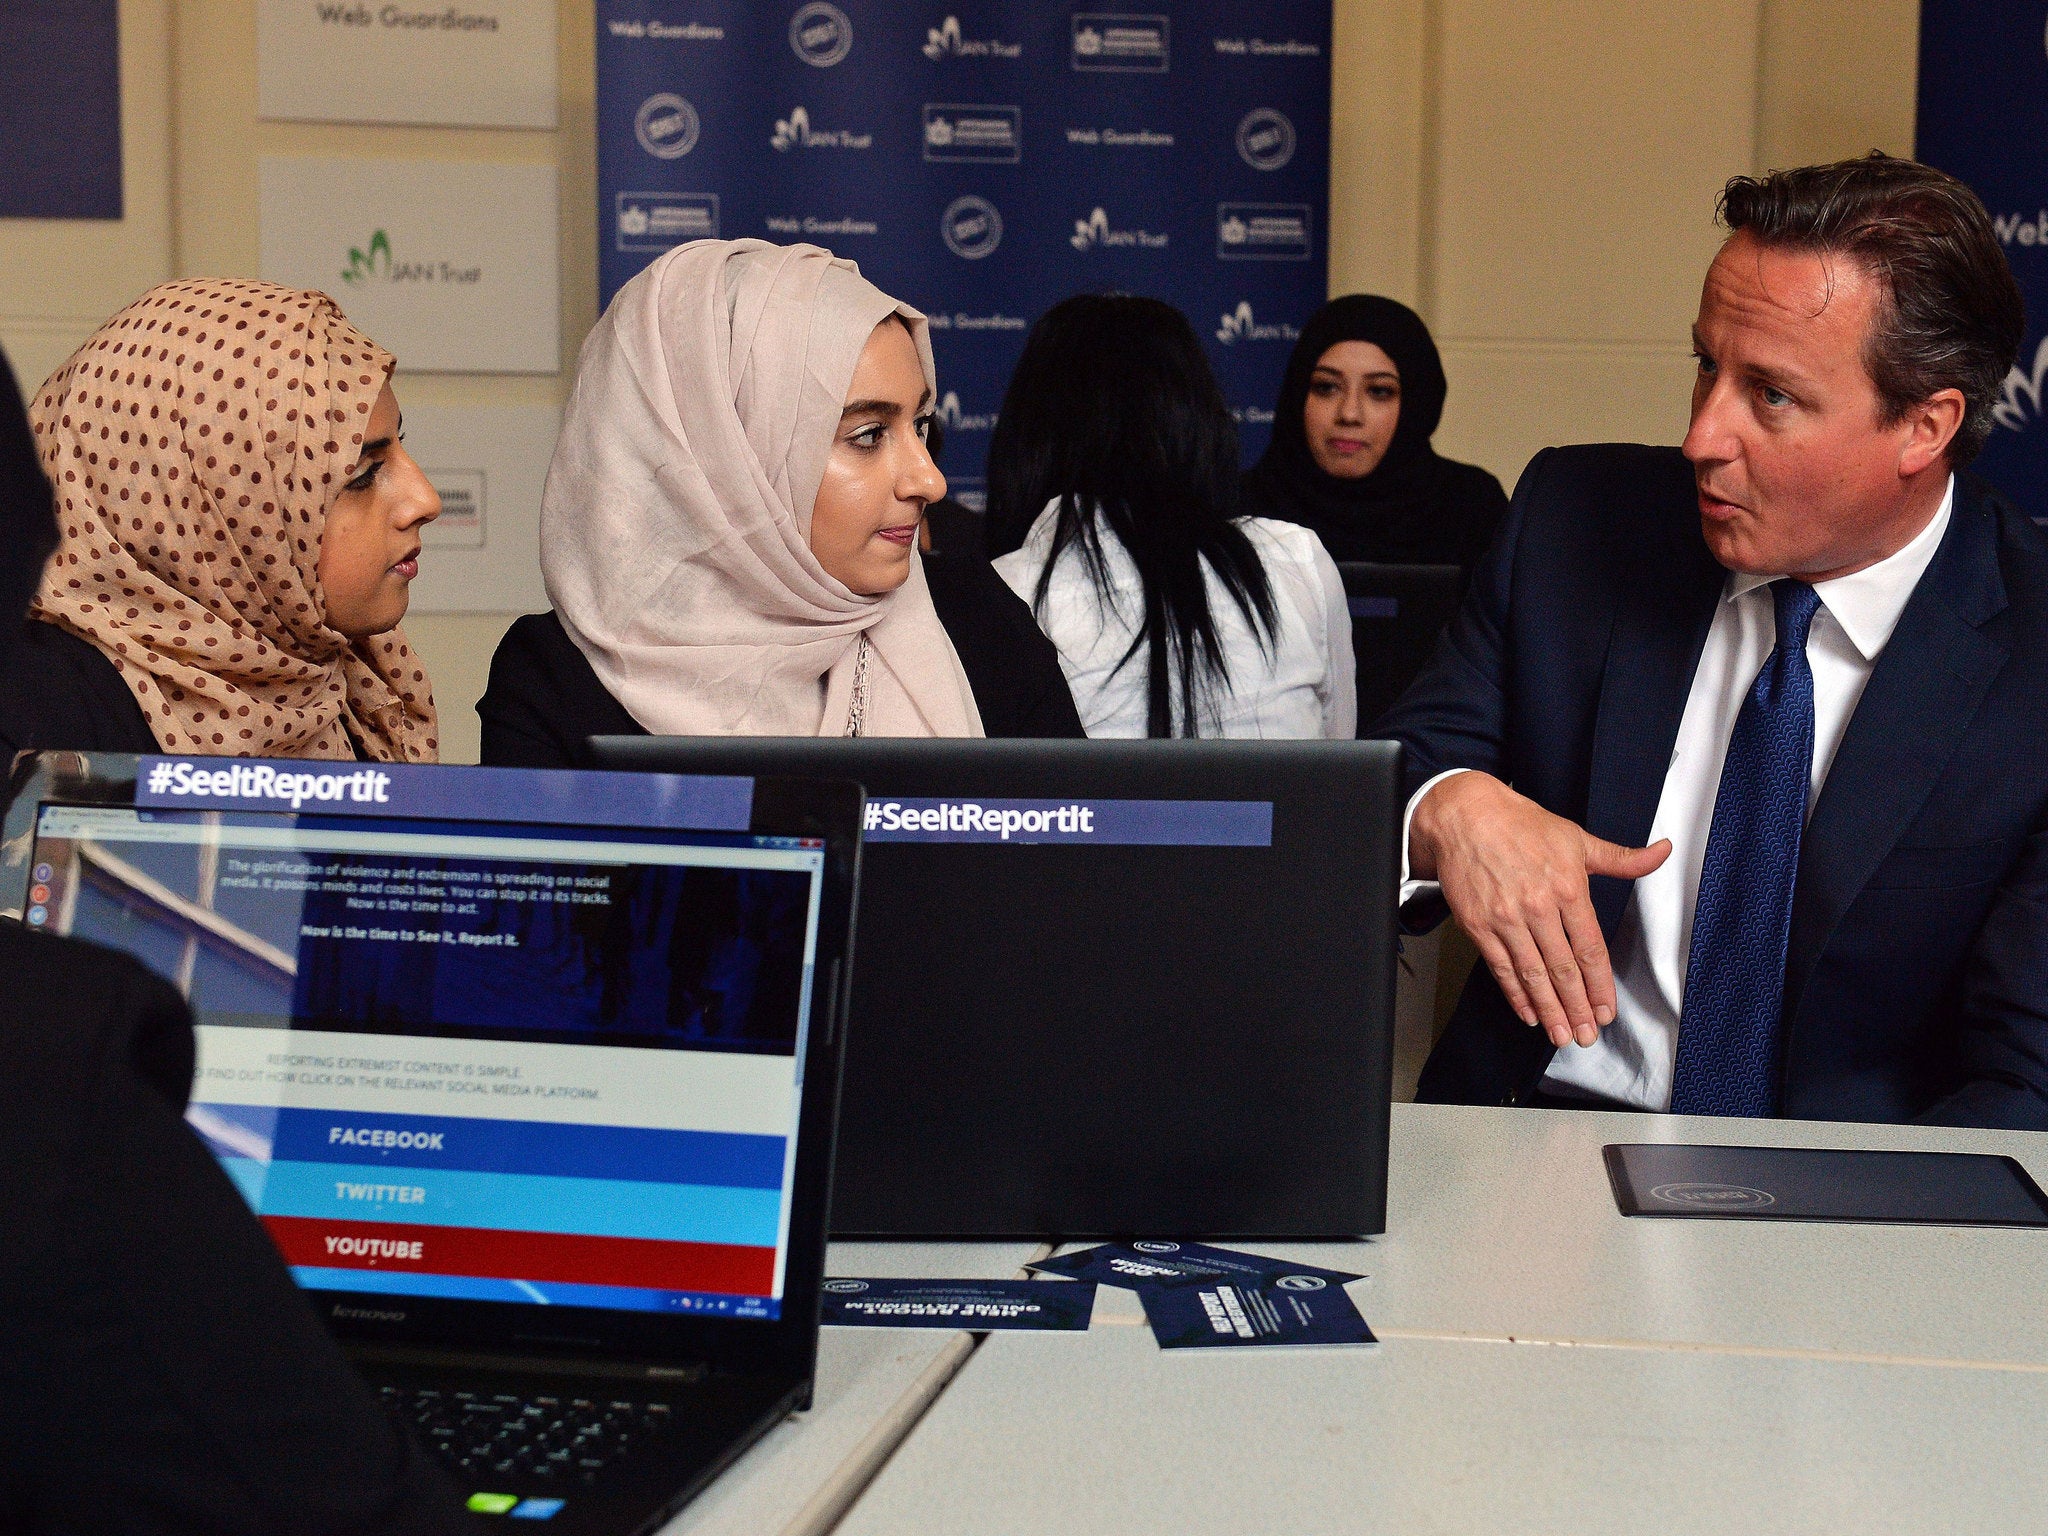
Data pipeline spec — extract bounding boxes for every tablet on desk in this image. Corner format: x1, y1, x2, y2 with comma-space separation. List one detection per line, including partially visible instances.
1603, 1143, 2048, 1227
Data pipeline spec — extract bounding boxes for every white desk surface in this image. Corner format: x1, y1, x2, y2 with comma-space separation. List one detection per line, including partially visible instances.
1227, 1102, 2048, 1368
661, 1240, 1042, 1536
672, 1104, 2048, 1533
838, 1321, 2048, 1536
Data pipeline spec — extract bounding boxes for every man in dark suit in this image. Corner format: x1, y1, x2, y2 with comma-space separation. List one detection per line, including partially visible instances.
1386, 154, 2048, 1129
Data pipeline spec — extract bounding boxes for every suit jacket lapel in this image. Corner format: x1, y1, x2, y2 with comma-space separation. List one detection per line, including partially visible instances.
1583, 503, 1724, 937
1784, 485, 2011, 1019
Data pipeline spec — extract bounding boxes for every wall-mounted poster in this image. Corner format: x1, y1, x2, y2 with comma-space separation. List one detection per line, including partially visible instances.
401, 403, 561, 614
257, 0, 559, 129
0, 0, 122, 219
259, 157, 560, 374
595, 2, 1333, 483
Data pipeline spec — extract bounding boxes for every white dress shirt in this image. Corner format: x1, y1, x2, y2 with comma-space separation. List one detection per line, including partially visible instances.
1404, 477, 1953, 1109
993, 501, 1357, 740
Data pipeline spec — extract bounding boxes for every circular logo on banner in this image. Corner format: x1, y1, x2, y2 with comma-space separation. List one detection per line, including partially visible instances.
1236, 108, 1297, 172
941, 195, 1004, 259
790, 2, 853, 67
1273, 1274, 1327, 1292
822, 1279, 869, 1293
1649, 1182, 1777, 1210
635, 93, 700, 159
1131, 1240, 1181, 1255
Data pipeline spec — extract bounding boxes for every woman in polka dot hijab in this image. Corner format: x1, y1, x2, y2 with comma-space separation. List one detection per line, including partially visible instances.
27, 279, 439, 761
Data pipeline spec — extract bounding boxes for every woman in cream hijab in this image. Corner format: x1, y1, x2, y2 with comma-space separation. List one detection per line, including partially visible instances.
480, 240, 1079, 759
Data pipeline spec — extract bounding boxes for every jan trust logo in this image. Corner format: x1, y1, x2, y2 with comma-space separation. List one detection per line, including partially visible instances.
1071, 206, 1167, 251
1993, 335, 2048, 434
1215, 302, 1300, 346
935, 391, 994, 433
341, 229, 391, 285
771, 106, 872, 152
923, 15, 1019, 59
340, 229, 481, 287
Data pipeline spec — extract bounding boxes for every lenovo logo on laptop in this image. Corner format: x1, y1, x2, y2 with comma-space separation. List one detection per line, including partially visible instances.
330, 1304, 407, 1323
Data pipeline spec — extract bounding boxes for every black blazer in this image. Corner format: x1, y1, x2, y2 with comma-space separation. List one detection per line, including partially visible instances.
1380, 444, 2048, 1130
0, 620, 159, 758
479, 551, 1085, 765
0, 925, 465, 1532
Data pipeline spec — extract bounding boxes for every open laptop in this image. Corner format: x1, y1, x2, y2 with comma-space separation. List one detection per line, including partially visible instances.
590, 738, 1400, 1239
1338, 561, 1465, 729
1, 751, 861, 1534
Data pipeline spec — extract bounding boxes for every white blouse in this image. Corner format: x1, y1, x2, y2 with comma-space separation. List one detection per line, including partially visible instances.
993, 501, 1356, 740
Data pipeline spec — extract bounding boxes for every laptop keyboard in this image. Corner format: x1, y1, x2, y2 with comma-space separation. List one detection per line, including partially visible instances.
381, 1385, 675, 1485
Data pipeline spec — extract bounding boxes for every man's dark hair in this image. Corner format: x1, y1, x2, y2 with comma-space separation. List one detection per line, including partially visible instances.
1717, 152, 2024, 465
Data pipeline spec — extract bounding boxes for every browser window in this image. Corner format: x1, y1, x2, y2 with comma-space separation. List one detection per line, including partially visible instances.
29, 799, 825, 1320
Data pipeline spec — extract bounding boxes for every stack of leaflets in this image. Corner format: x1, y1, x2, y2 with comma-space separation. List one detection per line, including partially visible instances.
1029, 1241, 1375, 1351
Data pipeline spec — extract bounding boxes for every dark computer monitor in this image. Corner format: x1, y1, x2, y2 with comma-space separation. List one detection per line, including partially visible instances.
588, 738, 1401, 1240
1339, 561, 1464, 730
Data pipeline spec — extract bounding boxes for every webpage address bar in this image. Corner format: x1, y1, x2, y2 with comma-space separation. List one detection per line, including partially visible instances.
36, 807, 820, 875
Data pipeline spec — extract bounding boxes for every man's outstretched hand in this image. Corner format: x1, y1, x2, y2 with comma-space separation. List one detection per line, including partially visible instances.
1409, 772, 1670, 1049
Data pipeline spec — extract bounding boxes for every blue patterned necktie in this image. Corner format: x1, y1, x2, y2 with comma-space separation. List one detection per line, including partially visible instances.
1669, 579, 1823, 1117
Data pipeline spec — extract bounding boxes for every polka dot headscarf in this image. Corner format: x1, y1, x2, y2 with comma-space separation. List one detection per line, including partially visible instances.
28, 279, 438, 762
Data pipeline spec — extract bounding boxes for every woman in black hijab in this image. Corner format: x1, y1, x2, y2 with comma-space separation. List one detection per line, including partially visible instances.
1243, 295, 1507, 570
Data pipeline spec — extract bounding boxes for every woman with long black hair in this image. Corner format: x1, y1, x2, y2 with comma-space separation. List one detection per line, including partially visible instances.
987, 294, 1354, 739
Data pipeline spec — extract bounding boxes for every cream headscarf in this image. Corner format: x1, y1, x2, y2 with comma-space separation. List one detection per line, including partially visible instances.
28, 279, 438, 762
542, 240, 983, 737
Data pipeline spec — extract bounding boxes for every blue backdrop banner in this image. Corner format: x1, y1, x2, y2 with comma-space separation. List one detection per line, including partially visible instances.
596, 3, 1332, 496
1919, 4, 2048, 518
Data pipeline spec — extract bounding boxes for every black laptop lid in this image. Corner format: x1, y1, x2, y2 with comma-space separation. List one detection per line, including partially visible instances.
1339, 561, 1463, 730
589, 738, 1400, 1239
1, 753, 861, 1384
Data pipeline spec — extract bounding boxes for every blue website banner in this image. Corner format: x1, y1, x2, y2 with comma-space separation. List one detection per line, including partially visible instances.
1918, 6, 2048, 519
595, 2, 1332, 487
0, 0, 122, 219
134, 757, 755, 832
861, 797, 1271, 845
202, 1106, 789, 1188
223, 1157, 784, 1248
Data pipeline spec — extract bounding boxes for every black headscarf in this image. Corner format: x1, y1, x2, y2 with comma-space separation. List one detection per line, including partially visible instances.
0, 348, 57, 664
1243, 295, 1504, 567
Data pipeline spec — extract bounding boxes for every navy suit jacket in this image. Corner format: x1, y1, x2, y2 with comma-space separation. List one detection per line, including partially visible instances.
1382, 444, 2048, 1130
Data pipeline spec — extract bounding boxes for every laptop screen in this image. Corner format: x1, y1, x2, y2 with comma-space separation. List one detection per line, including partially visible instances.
587, 737, 1399, 1238
25, 766, 825, 1322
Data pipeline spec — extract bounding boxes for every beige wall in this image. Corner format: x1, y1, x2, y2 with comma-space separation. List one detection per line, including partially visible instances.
2, 0, 1920, 761
1328, 0, 1920, 487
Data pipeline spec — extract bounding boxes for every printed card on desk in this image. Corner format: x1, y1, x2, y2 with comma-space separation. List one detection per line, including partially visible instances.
1029, 1240, 1362, 1292
1141, 1279, 1377, 1351
819, 1279, 1096, 1331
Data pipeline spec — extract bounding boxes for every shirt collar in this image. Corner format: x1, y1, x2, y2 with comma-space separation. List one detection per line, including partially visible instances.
1725, 474, 1954, 662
